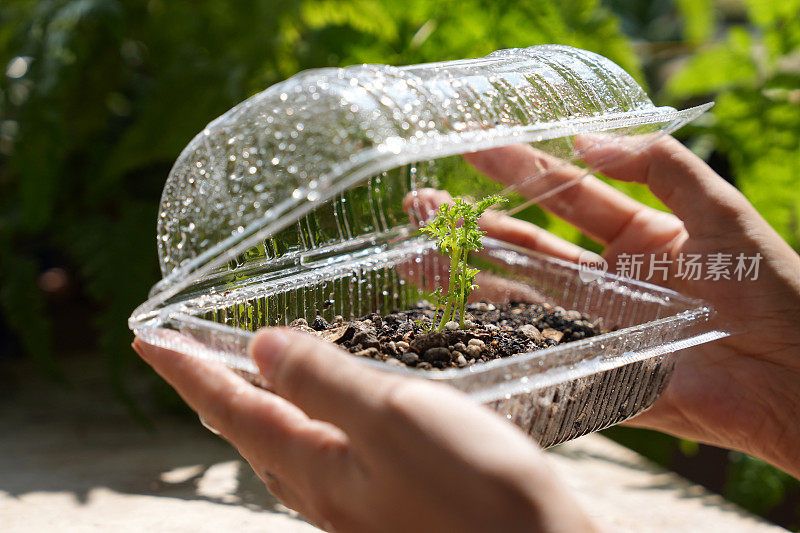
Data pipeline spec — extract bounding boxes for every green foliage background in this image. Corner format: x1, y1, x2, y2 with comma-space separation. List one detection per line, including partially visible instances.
1, 0, 798, 526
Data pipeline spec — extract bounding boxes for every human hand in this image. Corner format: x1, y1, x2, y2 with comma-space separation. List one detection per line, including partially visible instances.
436, 135, 800, 477
133, 330, 598, 532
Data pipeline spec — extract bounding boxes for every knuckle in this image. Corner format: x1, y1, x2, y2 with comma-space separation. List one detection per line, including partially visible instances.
651, 136, 681, 160
382, 379, 431, 421
552, 179, 585, 207
313, 495, 352, 530
257, 468, 293, 503
202, 382, 244, 433
273, 348, 316, 400
520, 231, 543, 252
265, 478, 285, 500
312, 432, 350, 460
218, 383, 256, 432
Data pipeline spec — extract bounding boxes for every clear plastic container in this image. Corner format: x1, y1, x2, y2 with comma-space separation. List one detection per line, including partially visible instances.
130, 45, 726, 446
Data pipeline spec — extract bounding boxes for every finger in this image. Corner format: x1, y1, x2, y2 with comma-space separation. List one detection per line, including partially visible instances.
478, 209, 586, 262
133, 334, 343, 479
251, 328, 407, 439
258, 470, 332, 530
250, 328, 551, 477
402, 187, 452, 227
575, 134, 756, 239
406, 188, 587, 262
464, 144, 650, 245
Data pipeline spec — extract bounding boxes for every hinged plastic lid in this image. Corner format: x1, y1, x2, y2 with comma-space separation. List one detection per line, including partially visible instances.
130, 45, 711, 329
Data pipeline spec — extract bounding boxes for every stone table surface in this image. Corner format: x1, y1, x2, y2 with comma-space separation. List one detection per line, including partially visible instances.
0, 358, 785, 532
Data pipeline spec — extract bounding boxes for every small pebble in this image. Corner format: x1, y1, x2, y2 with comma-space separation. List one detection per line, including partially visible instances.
424, 347, 451, 362
519, 324, 542, 340
401, 352, 419, 365
311, 316, 330, 331
463, 319, 475, 329
455, 354, 468, 367
352, 330, 380, 348
354, 347, 379, 358
467, 338, 485, 349
566, 310, 583, 321
396, 341, 410, 353
454, 342, 467, 352
444, 321, 459, 331
466, 345, 482, 358
289, 318, 308, 328
384, 358, 404, 367
333, 315, 344, 324
289, 324, 316, 334
541, 328, 564, 343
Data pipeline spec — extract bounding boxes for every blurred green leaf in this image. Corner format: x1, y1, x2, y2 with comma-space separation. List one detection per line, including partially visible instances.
725, 453, 799, 516
0, 247, 56, 377
666, 29, 757, 97
0, 0, 640, 402
675, 0, 715, 43
0, 0, 798, 524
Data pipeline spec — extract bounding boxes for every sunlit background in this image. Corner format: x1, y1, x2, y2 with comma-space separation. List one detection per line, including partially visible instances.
1, 0, 798, 527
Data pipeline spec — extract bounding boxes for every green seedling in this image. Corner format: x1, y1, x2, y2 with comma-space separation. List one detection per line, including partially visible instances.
419, 194, 507, 330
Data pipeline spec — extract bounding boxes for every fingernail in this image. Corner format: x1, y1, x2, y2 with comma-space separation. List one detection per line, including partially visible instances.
250, 329, 291, 381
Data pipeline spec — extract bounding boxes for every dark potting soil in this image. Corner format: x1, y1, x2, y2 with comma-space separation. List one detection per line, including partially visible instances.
289, 301, 605, 370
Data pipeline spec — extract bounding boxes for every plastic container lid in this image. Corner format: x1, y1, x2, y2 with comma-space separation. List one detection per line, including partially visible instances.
130, 44, 711, 329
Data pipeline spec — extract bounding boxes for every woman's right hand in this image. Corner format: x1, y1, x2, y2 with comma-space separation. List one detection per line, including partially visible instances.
418, 135, 800, 477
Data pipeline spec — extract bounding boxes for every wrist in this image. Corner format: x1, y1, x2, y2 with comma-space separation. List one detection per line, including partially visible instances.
747, 383, 800, 479
734, 347, 800, 478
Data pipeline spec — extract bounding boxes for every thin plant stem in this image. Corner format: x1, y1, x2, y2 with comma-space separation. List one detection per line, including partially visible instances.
438, 243, 461, 330
458, 263, 467, 327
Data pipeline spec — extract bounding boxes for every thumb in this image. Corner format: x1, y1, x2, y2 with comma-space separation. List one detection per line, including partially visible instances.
251, 328, 403, 433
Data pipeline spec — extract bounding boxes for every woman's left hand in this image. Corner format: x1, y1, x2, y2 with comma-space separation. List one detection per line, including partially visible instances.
133, 328, 597, 533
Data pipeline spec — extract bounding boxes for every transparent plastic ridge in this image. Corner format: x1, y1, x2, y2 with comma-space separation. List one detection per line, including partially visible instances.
131, 45, 711, 327
133, 241, 728, 446
128, 45, 727, 446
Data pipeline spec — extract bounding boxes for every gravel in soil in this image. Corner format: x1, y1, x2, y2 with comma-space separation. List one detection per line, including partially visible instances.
289, 301, 605, 370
